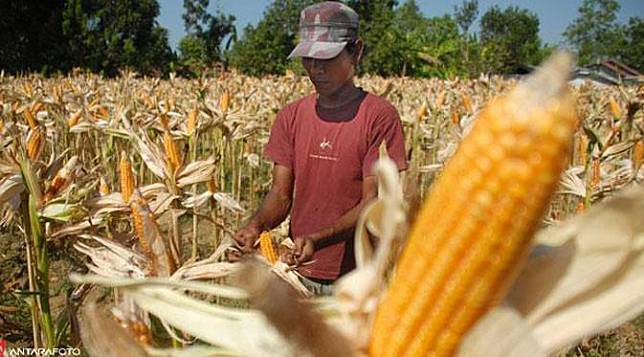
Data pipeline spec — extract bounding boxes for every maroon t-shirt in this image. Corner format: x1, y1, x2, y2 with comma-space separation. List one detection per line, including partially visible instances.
264, 92, 407, 280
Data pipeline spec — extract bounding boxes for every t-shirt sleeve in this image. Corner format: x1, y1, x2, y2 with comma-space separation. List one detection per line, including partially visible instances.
363, 104, 408, 177
263, 108, 294, 169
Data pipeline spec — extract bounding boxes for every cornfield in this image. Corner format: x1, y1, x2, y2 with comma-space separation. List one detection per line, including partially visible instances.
1, 54, 643, 356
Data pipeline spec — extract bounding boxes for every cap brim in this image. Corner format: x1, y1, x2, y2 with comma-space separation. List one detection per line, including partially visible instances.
287, 41, 347, 60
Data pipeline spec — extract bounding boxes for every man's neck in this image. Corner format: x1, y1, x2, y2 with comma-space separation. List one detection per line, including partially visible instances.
317, 82, 362, 109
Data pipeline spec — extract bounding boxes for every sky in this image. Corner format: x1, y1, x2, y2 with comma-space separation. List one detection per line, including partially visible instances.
158, 0, 644, 51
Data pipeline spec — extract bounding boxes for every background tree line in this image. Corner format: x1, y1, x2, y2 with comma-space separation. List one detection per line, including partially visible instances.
0, 0, 641, 78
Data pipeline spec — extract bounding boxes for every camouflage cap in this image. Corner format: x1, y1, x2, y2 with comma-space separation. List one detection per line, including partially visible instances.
288, 1, 359, 60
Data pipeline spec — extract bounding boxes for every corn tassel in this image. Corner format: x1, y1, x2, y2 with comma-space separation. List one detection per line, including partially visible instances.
259, 232, 278, 265
130, 193, 176, 277
369, 52, 578, 357
120, 153, 135, 203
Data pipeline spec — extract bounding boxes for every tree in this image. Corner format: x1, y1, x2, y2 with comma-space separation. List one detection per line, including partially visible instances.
62, 0, 174, 76
345, 0, 398, 75
454, 0, 478, 34
227, 0, 316, 76
453, 0, 479, 75
480, 5, 542, 74
619, 18, 644, 71
563, 0, 622, 66
0, 0, 69, 74
178, 0, 235, 74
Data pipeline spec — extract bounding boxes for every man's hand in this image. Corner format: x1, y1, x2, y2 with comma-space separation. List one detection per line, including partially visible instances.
233, 224, 261, 256
294, 236, 315, 265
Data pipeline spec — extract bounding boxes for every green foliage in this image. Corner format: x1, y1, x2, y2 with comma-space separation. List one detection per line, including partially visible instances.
564, 0, 643, 71
227, 0, 316, 76
454, 0, 479, 34
178, 0, 235, 75
0, 0, 69, 74
480, 5, 543, 74
563, 0, 622, 66
61, 0, 174, 76
619, 18, 644, 71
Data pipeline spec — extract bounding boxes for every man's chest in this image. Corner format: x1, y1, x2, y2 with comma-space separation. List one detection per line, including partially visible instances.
291, 117, 368, 175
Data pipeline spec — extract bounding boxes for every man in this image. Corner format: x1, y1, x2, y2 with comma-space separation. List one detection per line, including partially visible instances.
233, 1, 407, 295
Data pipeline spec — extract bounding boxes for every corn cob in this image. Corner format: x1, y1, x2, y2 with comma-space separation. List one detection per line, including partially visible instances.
99, 177, 110, 196
26, 127, 44, 161
416, 102, 428, 123
590, 158, 601, 191
187, 107, 198, 135
120, 153, 135, 203
369, 52, 578, 357
450, 109, 459, 126
434, 91, 446, 108
633, 139, 643, 170
207, 175, 217, 193
163, 130, 182, 172
67, 111, 82, 128
159, 114, 169, 130
24, 108, 38, 129
259, 232, 278, 265
608, 96, 621, 118
44, 156, 78, 202
220, 90, 231, 113
461, 93, 473, 114
577, 133, 588, 166
130, 192, 176, 277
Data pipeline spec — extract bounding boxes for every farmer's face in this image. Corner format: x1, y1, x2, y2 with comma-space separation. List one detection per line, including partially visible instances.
302, 49, 355, 97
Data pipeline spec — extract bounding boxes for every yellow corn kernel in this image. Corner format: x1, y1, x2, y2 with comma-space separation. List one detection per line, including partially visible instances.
120, 153, 135, 203
26, 127, 44, 161
24, 108, 38, 129
369, 53, 577, 357
259, 232, 278, 265
608, 96, 621, 118
130, 193, 176, 277
163, 130, 182, 171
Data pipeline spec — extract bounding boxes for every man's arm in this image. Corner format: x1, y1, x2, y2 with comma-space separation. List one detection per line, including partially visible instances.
233, 164, 294, 253
292, 175, 378, 263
